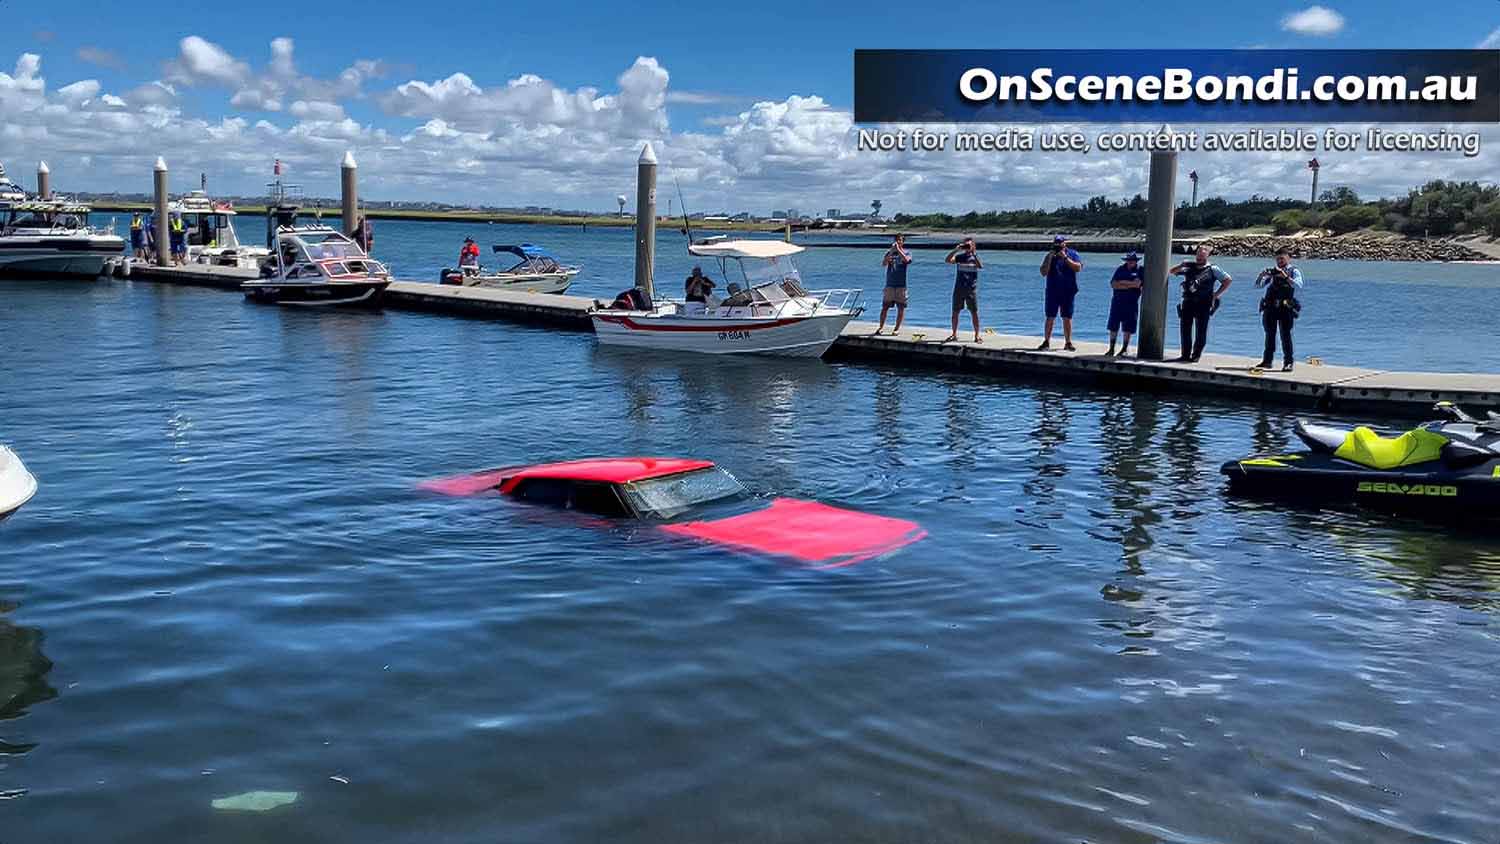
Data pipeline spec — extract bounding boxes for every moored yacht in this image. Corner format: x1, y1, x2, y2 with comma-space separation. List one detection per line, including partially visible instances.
0, 197, 125, 278
590, 239, 861, 358
171, 189, 270, 269
242, 223, 390, 306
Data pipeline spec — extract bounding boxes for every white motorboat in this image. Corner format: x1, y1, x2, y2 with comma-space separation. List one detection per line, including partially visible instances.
242, 224, 390, 307
0, 191, 124, 279
0, 446, 37, 521
171, 190, 270, 269
590, 239, 861, 358
439, 243, 578, 294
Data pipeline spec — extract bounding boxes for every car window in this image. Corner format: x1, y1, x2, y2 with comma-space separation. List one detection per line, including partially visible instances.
620, 467, 746, 520
510, 478, 630, 517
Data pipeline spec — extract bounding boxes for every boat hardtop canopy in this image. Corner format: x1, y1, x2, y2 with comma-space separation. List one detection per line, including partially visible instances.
688, 239, 804, 260
493, 243, 553, 259
173, 190, 235, 215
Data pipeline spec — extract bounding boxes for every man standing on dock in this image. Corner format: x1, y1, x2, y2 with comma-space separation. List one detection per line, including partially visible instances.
1038, 235, 1082, 351
1105, 252, 1144, 357
1170, 245, 1232, 362
876, 233, 912, 335
944, 238, 983, 343
1255, 247, 1303, 371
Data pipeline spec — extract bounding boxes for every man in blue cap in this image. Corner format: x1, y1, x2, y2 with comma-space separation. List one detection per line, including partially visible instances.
1038, 234, 1082, 350
1106, 251, 1144, 356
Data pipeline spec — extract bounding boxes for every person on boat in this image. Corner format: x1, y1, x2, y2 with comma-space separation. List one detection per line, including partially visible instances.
1038, 234, 1083, 351
459, 237, 481, 275
354, 216, 373, 253
129, 213, 145, 259
685, 265, 716, 303
944, 237, 983, 343
1255, 247, 1303, 372
876, 233, 912, 335
1170, 244, 1233, 363
1105, 252, 1145, 357
168, 214, 187, 266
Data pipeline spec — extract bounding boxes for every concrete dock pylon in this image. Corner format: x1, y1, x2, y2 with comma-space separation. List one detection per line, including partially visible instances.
36, 161, 50, 199
340, 151, 358, 238
1138, 145, 1178, 360
153, 157, 170, 266
634, 143, 657, 299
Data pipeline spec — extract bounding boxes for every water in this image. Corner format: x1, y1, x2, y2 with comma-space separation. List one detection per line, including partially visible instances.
3, 222, 1500, 842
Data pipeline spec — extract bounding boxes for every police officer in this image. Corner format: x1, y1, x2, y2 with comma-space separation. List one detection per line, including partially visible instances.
1255, 247, 1303, 371
1169, 245, 1232, 362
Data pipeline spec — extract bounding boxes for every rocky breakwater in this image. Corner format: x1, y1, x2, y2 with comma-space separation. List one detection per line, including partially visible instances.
1201, 231, 1490, 262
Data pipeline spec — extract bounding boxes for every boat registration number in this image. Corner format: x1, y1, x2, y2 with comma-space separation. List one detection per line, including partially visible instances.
718, 330, 751, 341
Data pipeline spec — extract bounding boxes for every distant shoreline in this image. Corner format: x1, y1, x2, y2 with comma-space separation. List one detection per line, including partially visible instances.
86, 202, 783, 232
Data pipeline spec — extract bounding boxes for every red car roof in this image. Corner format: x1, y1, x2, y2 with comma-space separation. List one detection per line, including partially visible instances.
507, 457, 716, 484
417, 457, 716, 497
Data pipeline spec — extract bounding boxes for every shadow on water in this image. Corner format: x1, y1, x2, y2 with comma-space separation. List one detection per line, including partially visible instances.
0, 602, 56, 756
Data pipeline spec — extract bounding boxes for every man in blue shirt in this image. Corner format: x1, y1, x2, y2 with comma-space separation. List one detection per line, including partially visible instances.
1255, 247, 1304, 371
1106, 252, 1144, 357
876, 233, 911, 335
1038, 235, 1082, 351
944, 237, 983, 343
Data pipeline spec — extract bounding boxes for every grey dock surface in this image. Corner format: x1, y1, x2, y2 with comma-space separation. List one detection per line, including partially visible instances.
110, 262, 1500, 416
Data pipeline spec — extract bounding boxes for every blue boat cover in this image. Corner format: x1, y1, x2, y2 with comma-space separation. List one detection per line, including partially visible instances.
493, 243, 552, 259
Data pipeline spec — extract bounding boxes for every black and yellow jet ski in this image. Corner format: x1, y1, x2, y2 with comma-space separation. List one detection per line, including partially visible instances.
1221, 402, 1500, 517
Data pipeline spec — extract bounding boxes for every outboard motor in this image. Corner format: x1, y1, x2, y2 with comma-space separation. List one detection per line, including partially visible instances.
439, 267, 465, 285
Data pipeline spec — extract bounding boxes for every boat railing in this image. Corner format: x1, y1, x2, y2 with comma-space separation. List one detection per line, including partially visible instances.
805, 288, 863, 315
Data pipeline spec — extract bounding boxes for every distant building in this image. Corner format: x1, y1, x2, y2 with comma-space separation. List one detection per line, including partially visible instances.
826, 208, 840, 218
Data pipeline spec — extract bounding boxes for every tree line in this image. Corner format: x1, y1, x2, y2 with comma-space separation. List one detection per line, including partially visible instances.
892, 181, 1500, 238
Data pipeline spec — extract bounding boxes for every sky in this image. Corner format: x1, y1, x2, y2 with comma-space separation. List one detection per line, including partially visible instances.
1, 0, 1498, 214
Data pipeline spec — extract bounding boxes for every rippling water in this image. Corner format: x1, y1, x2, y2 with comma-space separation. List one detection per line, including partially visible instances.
3, 223, 1500, 842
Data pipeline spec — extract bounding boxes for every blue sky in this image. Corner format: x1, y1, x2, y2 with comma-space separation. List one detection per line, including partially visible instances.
2, 1, 1498, 212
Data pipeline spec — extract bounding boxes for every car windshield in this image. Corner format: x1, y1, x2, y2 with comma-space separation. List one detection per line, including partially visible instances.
620, 467, 746, 519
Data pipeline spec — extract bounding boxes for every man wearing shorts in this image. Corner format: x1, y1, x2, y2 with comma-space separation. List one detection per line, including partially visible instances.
944, 238, 982, 343
1038, 234, 1082, 351
875, 234, 911, 335
1106, 252, 1144, 357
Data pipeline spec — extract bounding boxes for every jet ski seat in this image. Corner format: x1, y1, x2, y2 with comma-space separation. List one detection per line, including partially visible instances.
1331, 426, 1449, 470
1294, 420, 1347, 453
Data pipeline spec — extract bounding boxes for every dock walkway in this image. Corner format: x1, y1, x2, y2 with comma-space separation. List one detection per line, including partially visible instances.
112, 262, 1500, 415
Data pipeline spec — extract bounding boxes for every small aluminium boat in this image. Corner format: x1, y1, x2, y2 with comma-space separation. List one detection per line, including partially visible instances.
439, 243, 578, 294
0, 446, 37, 521
589, 239, 861, 358
243, 224, 390, 307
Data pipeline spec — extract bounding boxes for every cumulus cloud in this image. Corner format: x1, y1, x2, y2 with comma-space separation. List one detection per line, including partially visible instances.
1479, 27, 1500, 49
1281, 6, 1346, 36
2, 46, 1497, 218
167, 36, 250, 87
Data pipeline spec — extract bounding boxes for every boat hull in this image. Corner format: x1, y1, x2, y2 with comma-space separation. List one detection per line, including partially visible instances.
242, 279, 390, 307
442, 269, 575, 294
0, 447, 38, 521
591, 310, 854, 358
0, 236, 123, 278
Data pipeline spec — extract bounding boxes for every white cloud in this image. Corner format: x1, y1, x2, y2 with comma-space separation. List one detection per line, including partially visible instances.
3, 47, 1498, 218
288, 100, 346, 121
1479, 27, 1500, 49
169, 36, 250, 86
666, 91, 742, 105
1281, 6, 1345, 36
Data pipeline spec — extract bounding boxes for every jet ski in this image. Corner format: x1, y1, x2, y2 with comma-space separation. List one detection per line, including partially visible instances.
1221, 402, 1500, 518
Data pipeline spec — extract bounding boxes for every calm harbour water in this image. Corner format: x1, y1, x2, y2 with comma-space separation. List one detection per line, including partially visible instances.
2, 221, 1499, 842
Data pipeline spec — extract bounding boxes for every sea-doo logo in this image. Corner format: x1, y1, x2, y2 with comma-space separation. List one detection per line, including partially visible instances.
1356, 481, 1458, 497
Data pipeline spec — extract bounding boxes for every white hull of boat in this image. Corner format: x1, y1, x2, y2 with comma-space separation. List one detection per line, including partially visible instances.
0, 241, 122, 278
192, 246, 271, 270
468, 270, 575, 294
591, 310, 854, 358
0, 446, 37, 520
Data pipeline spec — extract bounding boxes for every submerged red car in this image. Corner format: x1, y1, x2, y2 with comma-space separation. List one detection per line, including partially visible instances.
420, 457, 926, 568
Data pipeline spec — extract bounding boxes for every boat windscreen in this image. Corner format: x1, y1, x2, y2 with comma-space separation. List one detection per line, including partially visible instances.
620, 467, 746, 519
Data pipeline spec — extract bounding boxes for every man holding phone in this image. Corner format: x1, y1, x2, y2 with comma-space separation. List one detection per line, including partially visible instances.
1038, 234, 1083, 351
944, 237, 983, 343
876, 233, 912, 335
